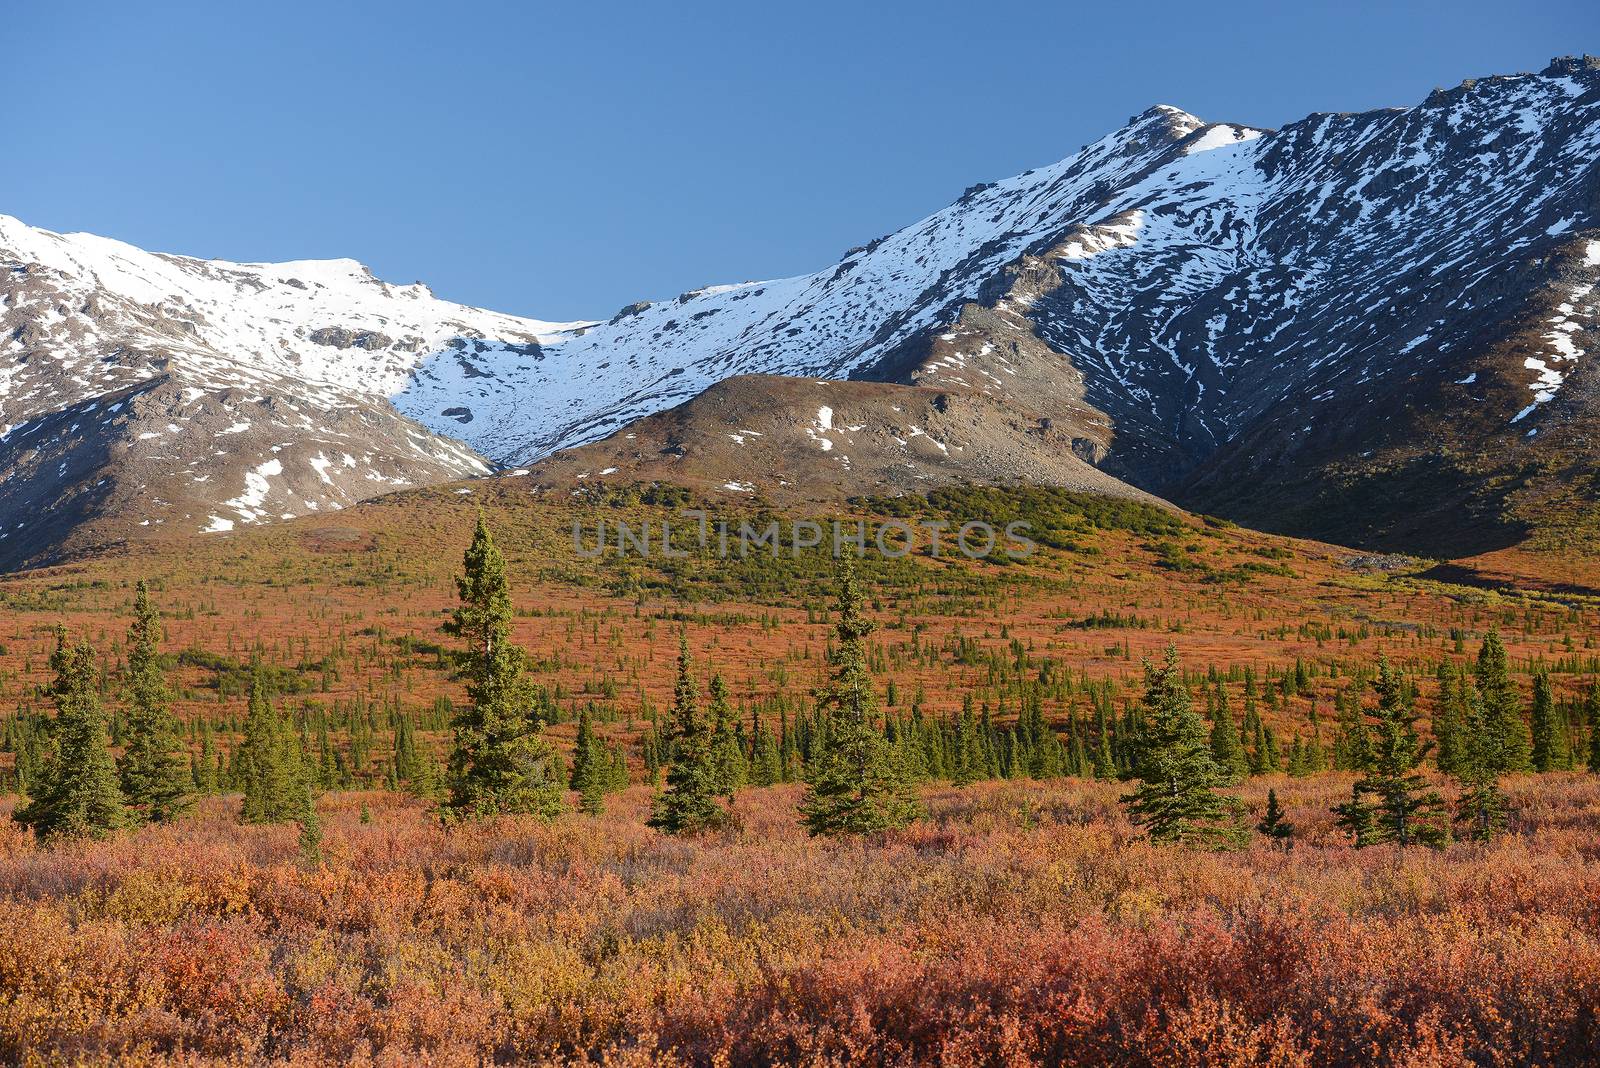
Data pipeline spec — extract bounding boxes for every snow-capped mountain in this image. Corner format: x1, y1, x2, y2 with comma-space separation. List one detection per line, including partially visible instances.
0, 219, 592, 566
4, 55, 1599, 568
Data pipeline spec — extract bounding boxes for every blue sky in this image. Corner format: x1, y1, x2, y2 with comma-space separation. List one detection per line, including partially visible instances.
9, 1, 1595, 320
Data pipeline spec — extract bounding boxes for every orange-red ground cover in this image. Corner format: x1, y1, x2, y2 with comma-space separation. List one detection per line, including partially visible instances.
2, 775, 1598, 1066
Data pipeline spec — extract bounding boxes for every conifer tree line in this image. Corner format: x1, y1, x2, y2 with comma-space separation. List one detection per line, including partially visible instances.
6, 515, 1599, 853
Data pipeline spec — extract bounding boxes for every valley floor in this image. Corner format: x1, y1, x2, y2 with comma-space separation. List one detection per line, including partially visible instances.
2, 486, 1599, 1065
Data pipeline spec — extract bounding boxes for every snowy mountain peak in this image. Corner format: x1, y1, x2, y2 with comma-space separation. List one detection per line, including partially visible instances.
5, 57, 1600, 568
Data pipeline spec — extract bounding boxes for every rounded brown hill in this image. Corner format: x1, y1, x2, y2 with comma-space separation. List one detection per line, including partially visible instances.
526, 373, 1167, 508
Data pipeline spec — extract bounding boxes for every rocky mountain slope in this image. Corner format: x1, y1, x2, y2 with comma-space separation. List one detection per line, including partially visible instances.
0, 218, 590, 567
4, 55, 1599, 569
516, 56, 1599, 554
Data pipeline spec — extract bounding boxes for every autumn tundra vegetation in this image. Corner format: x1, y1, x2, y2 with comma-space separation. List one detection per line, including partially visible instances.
1, 486, 1599, 1064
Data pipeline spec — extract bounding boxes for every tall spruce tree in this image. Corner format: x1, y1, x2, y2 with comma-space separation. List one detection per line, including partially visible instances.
1333, 658, 1450, 849
800, 561, 920, 837
707, 674, 747, 803
648, 638, 727, 834
1452, 682, 1509, 842
117, 581, 192, 823
952, 696, 981, 787
1208, 690, 1248, 784
1529, 670, 1568, 772
14, 628, 128, 841
392, 715, 421, 784
442, 514, 565, 821
238, 671, 306, 824
569, 705, 611, 815
1432, 667, 1468, 775
1121, 646, 1247, 850
1476, 631, 1532, 772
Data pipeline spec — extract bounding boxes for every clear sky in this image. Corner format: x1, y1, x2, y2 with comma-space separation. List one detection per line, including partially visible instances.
9, 1, 1595, 321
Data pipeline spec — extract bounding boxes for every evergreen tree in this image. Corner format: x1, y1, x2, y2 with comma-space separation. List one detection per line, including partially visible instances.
297, 774, 322, 865
442, 514, 565, 821
1247, 712, 1268, 776
1331, 782, 1381, 848
1261, 725, 1282, 774
1257, 788, 1295, 848
14, 628, 128, 841
1121, 646, 1247, 850
1331, 687, 1371, 771
411, 743, 446, 801
1589, 678, 1600, 774
1333, 658, 1450, 849
237, 672, 306, 824
749, 718, 783, 787
952, 696, 981, 787
800, 561, 920, 836
1476, 630, 1532, 772
392, 715, 421, 783
1432, 668, 1467, 775
706, 675, 747, 803
648, 639, 728, 834
194, 725, 219, 794
570, 706, 610, 815
1453, 682, 1509, 842
117, 581, 192, 823
605, 742, 630, 792
577, 755, 607, 816
1530, 670, 1568, 772
1208, 696, 1247, 784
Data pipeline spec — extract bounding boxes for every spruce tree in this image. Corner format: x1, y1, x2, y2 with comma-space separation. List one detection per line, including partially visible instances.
1331, 783, 1381, 848
1331, 686, 1371, 771
1452, 682, 1509, 842
1121, 646, 1247, 849
707, 674, 747, 803
238, 672, 306, 824
442, 514, 565, 821
14, 628, 128, 841
570, 706, 610, 815
117, 581, 192, 823
1257, 788, 1294, 848
800, 561, 920, 837
195, 726, 219, 794
297, 773, 322, 865
952, 696, 981, 787
1589, 678, 1600, 774
648, 639, 728, 834
605, 742, 630, 792
411, 744, 446, 801
1208, 694, 1247, 784
1530, 670, 1567, 772
749, 719, 783, 787
1432, 668, 1467, 775
1333, 658, 1450, 849
1262, 725, 1282, 774
392, 715, 421, 783
1476, 631, 1532, 772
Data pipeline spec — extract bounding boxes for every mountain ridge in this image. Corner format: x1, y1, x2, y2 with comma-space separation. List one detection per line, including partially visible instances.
3, 55, 1599, 568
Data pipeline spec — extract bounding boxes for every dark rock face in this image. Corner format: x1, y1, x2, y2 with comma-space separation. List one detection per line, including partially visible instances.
309, 326, 394, 350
